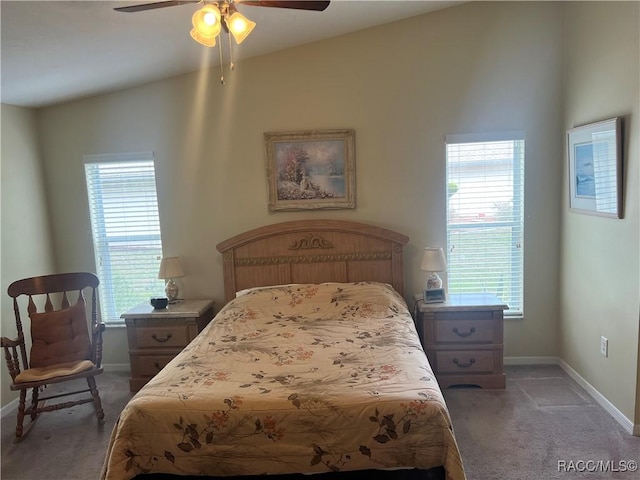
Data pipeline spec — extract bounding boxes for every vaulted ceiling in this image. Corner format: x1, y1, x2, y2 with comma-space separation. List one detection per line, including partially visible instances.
1, 1, 460, 108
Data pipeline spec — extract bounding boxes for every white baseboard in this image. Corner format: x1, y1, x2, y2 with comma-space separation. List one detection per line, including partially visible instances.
557, 359, 636, 435
504, 356, 560, 365
504, 357, 637, 436
1, 397, 19, 419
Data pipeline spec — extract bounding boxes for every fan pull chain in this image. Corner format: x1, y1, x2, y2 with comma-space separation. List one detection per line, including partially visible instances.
218, 40, 225, 85
228, 31, 235, 72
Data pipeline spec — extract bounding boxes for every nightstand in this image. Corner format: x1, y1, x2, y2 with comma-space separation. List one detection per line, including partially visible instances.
414, 293, 507, 389
122, 299, 215, 392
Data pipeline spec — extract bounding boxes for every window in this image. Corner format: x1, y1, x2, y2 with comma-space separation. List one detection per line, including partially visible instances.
84, 152, 164, 323
446, 133, 524, 315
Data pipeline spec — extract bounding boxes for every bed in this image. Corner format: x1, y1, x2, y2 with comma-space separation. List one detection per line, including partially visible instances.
101, 220, 466, 480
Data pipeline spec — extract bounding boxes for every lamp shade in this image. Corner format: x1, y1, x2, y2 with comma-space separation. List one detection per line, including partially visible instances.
158, 257, 184, 280
191, 4, 221, 47
190, 28, 217, 47
420, 247, 447, 272
225, 11, 256, 44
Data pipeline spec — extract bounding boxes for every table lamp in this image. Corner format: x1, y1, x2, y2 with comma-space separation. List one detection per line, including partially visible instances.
158, 256, 184, 303
420, 247, 447, 303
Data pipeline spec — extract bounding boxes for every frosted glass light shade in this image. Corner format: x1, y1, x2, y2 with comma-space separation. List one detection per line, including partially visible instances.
191, 4, 221, 47
190, 29, 217, 47
226, 11, 256, 44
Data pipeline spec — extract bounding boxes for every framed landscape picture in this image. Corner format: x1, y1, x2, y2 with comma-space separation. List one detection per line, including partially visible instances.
567, 117, 622, 218
265, 129, 356, 211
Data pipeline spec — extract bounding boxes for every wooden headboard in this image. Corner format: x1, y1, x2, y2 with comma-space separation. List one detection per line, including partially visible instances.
216, 220, 409, 304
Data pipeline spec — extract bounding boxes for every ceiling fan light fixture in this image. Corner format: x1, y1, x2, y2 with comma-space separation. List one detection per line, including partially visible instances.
190, 28, 217, 47
192, 4, 221, 39
225, 11, 256, 45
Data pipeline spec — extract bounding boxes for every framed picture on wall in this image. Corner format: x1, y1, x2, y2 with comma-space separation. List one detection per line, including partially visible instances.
567, 117, 623, 218
264, 129, 356, 211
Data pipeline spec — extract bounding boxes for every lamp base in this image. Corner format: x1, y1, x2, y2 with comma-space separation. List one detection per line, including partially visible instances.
165, 279, 180, 304
426, 272, 443, 290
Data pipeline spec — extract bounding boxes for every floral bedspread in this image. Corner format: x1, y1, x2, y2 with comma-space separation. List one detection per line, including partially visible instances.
101, 282, 466, 480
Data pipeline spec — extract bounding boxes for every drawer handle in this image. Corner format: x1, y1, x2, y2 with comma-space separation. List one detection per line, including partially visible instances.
153, 362, 163, 371
453, 358, 476, 368
151, 333, 173, 343
452, 327, 476, 337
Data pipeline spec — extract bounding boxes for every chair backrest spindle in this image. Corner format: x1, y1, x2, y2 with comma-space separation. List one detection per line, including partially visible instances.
13, 297, 29, 370
61, 291, 70, 309
44, 294, 53, 312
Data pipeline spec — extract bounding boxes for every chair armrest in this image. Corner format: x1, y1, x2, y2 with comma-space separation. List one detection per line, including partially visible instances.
1, 336, 22, 349
1, 336, 24, 381
93, 322, 106, 335
0, 337, 20, 348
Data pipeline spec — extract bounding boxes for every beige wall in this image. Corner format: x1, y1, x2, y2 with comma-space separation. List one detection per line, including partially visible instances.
561, 2, 640, 424
32, 2, 565, 378
0, 104, 57, 407
1, 1, 635, 430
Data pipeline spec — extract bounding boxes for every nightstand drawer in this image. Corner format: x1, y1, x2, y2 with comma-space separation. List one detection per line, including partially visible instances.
434, 319, 495, 343
135, 354, 176, 377
122, 299, 215, 392
435, 350, 497, 374
134, 325, 191, 348
414, 293, 506, 389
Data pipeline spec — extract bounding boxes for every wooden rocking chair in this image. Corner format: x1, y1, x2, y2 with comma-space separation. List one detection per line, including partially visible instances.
1, 272, 106, 442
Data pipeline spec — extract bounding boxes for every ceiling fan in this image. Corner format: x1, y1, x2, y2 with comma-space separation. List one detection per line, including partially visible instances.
115, 0, 330, 46
114, 1, 330, 15
115, 1, 330, 83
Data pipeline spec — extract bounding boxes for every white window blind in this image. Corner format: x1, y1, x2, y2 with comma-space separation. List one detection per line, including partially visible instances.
84, 152, 164, 323
446, 133, 524, 315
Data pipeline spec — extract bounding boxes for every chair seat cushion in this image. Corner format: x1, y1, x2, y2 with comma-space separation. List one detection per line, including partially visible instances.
15, 359, 95, 383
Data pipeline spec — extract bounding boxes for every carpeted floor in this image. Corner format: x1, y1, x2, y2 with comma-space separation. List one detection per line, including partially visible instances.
1, 365, 638, 480
443, 365, 640, 480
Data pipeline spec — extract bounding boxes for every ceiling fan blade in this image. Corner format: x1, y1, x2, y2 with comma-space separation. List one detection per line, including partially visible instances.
239, 1, 330, 12
114, 1, 199, 13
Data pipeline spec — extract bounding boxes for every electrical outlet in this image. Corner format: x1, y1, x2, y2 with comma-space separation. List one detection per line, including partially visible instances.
600, 336, 608, 357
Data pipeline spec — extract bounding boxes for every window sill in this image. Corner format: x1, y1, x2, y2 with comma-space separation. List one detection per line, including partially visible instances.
104, 322, 126, 329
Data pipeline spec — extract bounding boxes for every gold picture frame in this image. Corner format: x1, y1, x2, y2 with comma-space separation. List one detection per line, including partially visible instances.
265, 129, 356, 211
